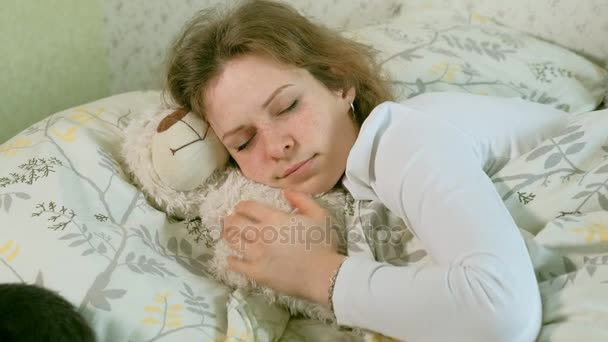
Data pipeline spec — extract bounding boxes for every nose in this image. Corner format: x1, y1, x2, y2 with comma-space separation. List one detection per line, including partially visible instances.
263, 130, 295, 160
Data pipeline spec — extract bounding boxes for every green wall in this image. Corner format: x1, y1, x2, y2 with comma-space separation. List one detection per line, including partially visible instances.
0, 0, 110, 143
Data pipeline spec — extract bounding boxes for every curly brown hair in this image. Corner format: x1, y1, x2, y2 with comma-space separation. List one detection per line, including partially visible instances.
164, 0, 393, 125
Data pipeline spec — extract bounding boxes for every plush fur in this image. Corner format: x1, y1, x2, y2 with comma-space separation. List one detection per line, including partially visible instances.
121, 107, 351, 324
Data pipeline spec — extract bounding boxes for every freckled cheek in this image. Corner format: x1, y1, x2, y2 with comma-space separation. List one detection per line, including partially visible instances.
290, 109, 321, 144
238, 154, 271, 182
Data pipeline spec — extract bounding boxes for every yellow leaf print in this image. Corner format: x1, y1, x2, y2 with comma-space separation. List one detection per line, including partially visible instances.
572, 224, 608, 243
144, 305, 162, 313
6, 245, 19, 262
431, 63, 460, 82
224, 328, 253, 342
421, 1, 434, 9
0, 241, 19, 262
70, 110, 95, 125
169, 304, 184, 311
472, 13, 491, 24
0, 137, 33, 157
52, 126, 78, 142
72, 107, 104, 124
0, 240, 13, 254
142, 317, 161, 325
154, 292, 170, 303
141, 292, 184, 330
166, 320, 182, 328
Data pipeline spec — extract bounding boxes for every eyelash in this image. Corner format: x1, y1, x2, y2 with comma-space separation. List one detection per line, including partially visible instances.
236, 100, 299, 152
236, 140, 251, 152
283, 99, 298, 113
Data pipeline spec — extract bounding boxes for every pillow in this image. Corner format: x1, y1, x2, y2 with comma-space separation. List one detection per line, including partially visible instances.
343, 11, 608, 114
0, 92, 310, 341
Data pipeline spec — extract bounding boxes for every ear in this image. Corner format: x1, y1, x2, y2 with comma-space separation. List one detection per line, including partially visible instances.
151, 110, 229, 192
157, 108, 189, 133
335, 86, 356, 107
342, 85, 356, 104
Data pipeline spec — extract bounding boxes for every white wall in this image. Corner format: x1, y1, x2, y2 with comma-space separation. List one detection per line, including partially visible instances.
99, 0, 608, 95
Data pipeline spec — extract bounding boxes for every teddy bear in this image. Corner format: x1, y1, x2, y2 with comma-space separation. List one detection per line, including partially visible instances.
121, 106, 351, 324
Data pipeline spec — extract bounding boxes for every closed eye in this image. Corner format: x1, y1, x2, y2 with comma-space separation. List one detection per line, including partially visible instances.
236, 135, 254, 152
280, 99, 298, 114
237, 100, 297, 152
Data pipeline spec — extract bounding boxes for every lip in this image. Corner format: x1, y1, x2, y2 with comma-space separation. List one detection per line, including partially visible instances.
281, 155, 315, 178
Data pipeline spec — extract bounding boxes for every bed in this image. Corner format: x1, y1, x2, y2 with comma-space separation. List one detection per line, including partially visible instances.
1, 1, 607, 341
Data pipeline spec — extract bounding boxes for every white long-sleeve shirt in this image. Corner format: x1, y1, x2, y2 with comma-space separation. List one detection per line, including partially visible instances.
336, 92, 569, 342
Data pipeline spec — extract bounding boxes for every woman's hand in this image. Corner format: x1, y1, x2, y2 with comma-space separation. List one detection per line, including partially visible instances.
221, 189, 346, 306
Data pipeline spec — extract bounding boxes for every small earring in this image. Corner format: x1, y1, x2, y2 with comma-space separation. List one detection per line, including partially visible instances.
350, 102, 356, 119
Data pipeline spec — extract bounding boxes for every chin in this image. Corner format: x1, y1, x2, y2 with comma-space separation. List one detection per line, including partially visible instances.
297, 176, 342, 195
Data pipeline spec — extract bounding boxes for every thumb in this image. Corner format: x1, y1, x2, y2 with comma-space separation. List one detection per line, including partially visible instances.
282, 189, 325, 219
226, 255, 250, 276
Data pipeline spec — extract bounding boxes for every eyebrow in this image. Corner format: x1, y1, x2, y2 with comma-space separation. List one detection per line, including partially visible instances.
221, 83, 293, 141
262, 83, 293, 108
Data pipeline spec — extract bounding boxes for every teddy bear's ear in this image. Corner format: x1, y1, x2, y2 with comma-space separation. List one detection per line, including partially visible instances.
157, 109, 190, 133
151, 110, 229, 192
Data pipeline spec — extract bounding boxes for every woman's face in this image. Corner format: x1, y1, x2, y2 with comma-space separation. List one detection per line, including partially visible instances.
205, 54, 358, 194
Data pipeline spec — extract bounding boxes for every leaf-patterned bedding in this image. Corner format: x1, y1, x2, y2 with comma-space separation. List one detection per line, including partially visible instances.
343, 108, 608, 341
0, 91, 374, 342
1, 91, 607, 341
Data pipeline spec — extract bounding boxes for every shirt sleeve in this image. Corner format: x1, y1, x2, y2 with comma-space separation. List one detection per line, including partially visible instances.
336, 93, 568, 342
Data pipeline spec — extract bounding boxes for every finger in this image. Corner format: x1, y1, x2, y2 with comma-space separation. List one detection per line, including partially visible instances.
222, 215, 261, 247
226, 255, 252, 277
233, 200, 281, 222
223, 212, 255, 231
282, 189, 325, 219
222, 216, 244, 248
221, 226, 242, 248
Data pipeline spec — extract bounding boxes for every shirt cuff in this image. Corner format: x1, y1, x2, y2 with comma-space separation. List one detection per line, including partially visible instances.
332, 254, 387, 327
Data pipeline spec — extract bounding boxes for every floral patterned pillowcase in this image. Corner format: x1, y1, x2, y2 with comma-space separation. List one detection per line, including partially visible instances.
344, 15, 608, 114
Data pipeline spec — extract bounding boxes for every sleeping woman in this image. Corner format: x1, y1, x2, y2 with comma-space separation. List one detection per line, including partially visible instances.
164, 0, 568, 340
